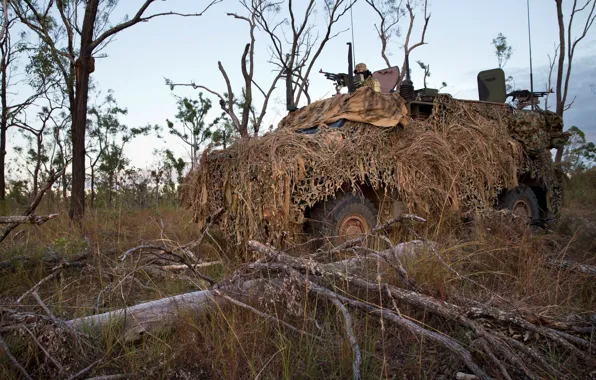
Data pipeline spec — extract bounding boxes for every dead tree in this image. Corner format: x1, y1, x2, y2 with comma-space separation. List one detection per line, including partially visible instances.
365, 0, 430, 86
366, 0, 405, 68
168, 0, 357, 138
167, 0, 285, 138
553, 0, 596, 163
11, 0, 221, 222
255, 0, 357, 107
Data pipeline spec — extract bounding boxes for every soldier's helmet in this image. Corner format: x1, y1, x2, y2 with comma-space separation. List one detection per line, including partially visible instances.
355, 63, 367, 73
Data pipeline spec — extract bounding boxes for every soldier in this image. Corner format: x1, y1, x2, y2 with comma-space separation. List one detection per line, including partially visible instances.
354, 63, 381, 93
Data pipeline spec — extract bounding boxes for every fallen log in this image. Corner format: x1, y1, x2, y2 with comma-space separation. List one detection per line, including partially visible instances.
66, 280, 260, 341
547, 258, 596, 276
0, 214, 58, 225
66, 288, 222, 340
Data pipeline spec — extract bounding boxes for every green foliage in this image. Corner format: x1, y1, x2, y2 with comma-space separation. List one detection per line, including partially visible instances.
491, 33, 514, 93
210, 113, 239, 149
166, 93, 213, 166
492, 33, 513, 69
87, 90, 158, 206
562, 126, 596, 173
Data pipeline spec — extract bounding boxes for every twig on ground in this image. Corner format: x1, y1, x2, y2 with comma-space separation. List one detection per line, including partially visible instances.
214, 290, 325, 342
0, 335, 33, 380
17, 265, 64, 303
32, 290, 58, 323
23, 326, 64, 373
476, 338, 512, 380
329, 297, 362, 380
159, 261, 222, 271
66, 358, 103, 380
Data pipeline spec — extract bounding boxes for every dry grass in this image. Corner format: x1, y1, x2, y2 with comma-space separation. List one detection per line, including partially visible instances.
0, 174, 595, 379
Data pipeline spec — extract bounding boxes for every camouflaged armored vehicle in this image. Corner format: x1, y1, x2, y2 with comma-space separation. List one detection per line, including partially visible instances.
183, 51, 568, 247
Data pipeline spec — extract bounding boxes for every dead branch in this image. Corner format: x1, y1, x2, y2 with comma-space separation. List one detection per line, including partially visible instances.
67, 288, 221, 340
184, 207, 224, 252
0, 214, 58, 225
248, 240, 593, 374
159, 262, 223, 271
214, 290, 324, 342
0, 167, 65, 244
325, 239, 428, 270
16, 264, 63, 303
0, 335, 32, 380
32, 291, 58, 323
305, 277, 490, 380
329, 297, 362, 380
366, 0, 405, 68
476, 338, 512, 380
548, 257, 596, 276
66, 358, 102, 380
398, 0, 430, 84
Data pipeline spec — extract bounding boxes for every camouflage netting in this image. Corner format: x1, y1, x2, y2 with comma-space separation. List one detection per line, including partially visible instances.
181, 87, 565, 247
278, 85, 409, 131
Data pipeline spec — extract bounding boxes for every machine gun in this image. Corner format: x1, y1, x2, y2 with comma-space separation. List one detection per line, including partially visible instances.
319, 70, 350, 94
506, 89, 553, 110
319, 42, 355, 95
506, 89, 552, 102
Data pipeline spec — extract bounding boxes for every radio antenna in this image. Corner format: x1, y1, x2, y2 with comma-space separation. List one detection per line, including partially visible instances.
527, 0, 535, 110
350, 6, 356, 63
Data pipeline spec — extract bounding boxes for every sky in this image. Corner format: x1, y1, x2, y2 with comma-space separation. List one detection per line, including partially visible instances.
6, 0, 596, 175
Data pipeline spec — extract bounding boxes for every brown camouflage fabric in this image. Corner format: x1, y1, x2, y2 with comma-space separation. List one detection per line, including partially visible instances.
278, 86, 407, 132
508, 109, 567, 157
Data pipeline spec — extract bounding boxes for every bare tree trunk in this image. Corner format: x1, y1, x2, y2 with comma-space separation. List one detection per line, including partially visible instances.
108, 173, 114, 207
32, 135, 42, 196
90, 165, 95, 208
0, 43, 7, 201
70, 1, 99, 222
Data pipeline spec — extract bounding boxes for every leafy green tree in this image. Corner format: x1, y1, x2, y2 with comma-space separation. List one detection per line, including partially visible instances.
11, 0, 217, 221
149, 149, 186, 206
562, 126, 596, 173
491, 33, 514, 93
86, 91, 157, 207
492, 33, 513, 68
12, 97, 65, 196
166, 94, 213, 168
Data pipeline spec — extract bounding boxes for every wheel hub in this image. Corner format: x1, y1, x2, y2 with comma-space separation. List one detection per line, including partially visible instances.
338, 214, 369, 238
512, 199, 531, 220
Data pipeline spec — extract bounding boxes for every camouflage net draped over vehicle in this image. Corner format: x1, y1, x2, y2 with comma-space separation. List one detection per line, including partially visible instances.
182, 91, 562, 247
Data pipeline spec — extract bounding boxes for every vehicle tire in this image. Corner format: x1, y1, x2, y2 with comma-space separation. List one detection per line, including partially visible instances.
309, 193, 377, 243
498, 185, 540, 223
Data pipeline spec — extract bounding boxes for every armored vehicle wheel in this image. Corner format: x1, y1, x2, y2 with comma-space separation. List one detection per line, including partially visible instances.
309, 194, 377, 244
498, 185, 540, 223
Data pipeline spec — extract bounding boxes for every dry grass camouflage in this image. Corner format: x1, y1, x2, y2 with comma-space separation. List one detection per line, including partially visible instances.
182, 87, 567, 247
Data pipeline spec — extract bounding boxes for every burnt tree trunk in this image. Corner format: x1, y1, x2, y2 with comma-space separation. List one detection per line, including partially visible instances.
70, 1, 99, 221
